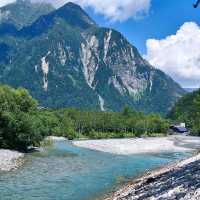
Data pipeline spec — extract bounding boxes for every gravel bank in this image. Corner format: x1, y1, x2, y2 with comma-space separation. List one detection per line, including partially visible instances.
46, 136, 67, 141
104, 154, 200, 200
0, 136, 66, 172
0, 150, 24, 171
73, 136, 200, 155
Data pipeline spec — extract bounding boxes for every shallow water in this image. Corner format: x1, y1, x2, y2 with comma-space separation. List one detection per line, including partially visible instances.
0, 140, 190, 200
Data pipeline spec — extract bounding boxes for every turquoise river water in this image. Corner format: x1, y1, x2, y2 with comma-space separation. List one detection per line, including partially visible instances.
0, 140, 190, 200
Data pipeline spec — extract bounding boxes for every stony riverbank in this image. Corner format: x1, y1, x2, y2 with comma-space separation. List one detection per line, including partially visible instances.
73, 136, 200, 155
104, 153, 200, 200
0, 136, 66, 172
0, 150, 24, 171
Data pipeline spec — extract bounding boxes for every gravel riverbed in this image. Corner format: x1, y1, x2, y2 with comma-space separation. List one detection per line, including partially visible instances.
0, 150, 24, 171
104, 154, 200, 200
73, 136, 200, 155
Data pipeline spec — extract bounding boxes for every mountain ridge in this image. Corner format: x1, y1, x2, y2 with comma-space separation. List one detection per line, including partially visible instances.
0, 0, 54, 29
0, 1, 185, 114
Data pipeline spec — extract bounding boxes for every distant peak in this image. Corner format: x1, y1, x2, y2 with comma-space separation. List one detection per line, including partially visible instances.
54, 1, 97, 28
64, 2, 82, 8
60, 2, 87, 13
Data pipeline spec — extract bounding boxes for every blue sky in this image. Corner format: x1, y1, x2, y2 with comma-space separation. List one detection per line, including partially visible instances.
86, 0, 200, 54
1, 0, 200, 88
85, 0, 200, 88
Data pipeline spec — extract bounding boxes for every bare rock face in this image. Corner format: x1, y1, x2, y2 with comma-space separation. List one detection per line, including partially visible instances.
0, 2, 185, 114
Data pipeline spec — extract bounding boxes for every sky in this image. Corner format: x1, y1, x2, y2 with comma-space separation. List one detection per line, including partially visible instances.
1, 0, 200, 88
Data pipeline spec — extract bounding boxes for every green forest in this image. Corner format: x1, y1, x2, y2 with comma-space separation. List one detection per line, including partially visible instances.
1, 84, 200, 152
168, 88, 200, 136
0, 85, 169, 152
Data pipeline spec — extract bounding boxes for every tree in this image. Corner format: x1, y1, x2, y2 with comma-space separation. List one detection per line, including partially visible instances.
0, 85, 41, 151
122, 106, 132, 117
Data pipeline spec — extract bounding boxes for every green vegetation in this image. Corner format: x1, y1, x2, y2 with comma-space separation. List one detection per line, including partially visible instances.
0, 85, 45, 151
0, 85, 169, 152
40, 138, 53, 147
168, 88, 200, 135
56, 107, 169, 139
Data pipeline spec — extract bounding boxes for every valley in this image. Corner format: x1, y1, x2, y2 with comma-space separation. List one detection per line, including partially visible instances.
0, 1, 199, 200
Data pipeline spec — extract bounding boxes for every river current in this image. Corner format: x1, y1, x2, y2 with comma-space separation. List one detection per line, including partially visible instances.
0, 140, 190, 200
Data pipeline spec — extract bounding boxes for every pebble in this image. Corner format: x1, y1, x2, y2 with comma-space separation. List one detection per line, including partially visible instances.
0, 150, 24, 171
105, 154, 200, 200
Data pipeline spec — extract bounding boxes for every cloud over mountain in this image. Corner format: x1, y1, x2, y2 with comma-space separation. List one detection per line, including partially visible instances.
0, 0, 151, 22
68, 0, 151, 22
0, 0, 15, 7
145, 22, 200, 88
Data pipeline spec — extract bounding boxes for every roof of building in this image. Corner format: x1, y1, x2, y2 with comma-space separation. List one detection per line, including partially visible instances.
170, 125, 188, 133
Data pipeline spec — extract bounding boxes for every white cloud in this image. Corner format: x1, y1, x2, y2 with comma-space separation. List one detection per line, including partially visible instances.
145, 22, 200, 88
0, 0, 15, 7
0, 0, 151, 21
76, 0, 151, 22
33, 0, 151, 22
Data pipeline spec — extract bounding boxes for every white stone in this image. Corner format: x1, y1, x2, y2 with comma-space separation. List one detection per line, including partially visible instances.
104, 30, 112, 61
73, 136, 200, 155
98, 95, 105, 111
58, 43, 67, 66
46, 136, 67, 141
80, 35, 99, 88
34, 65, 38, 72
0, 150, 24, 171
41, 52, 50, 91
109, 76, 126, 95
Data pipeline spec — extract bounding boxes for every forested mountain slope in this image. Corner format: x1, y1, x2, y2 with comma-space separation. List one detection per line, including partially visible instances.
0, 2, 185, 114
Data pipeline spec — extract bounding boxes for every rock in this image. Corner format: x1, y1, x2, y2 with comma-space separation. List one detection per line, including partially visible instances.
105, 154, 200, 200
0, 150, 24, 171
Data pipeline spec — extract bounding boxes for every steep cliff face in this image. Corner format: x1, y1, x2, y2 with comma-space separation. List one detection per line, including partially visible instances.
79, 28, 184, 113
0, 2, 185, 114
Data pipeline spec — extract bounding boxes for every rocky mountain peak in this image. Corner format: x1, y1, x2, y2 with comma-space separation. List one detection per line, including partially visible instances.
54, 2, 97, 29
0, 2, 185, 114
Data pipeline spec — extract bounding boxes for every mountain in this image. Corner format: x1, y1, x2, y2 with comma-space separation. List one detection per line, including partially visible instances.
0, 2, 185, 114
0, 0, 54, 29
184, 88, 198, 93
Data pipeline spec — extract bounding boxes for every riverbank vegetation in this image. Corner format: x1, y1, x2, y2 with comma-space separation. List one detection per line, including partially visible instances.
168, 88, 200, 136
0, 85, 169, 151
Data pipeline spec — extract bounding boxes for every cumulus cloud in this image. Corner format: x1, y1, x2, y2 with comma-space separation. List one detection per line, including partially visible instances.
0, 0, 15, 7
145, 22, 200, 88
0, 0, 151, 21
34, 0, 151, 22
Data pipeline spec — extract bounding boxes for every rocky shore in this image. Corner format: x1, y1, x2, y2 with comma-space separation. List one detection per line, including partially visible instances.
0, 137, 67, 172
74, 136, 200, 155
0, 150, 24, 171
104, 153, 200, 200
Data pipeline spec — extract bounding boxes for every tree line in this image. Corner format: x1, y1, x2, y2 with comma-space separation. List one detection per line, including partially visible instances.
0, 85, 169, 151
168, 88, 200, 136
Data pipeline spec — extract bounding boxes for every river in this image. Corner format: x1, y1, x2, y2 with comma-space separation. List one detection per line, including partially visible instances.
0, 140, 190, 200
